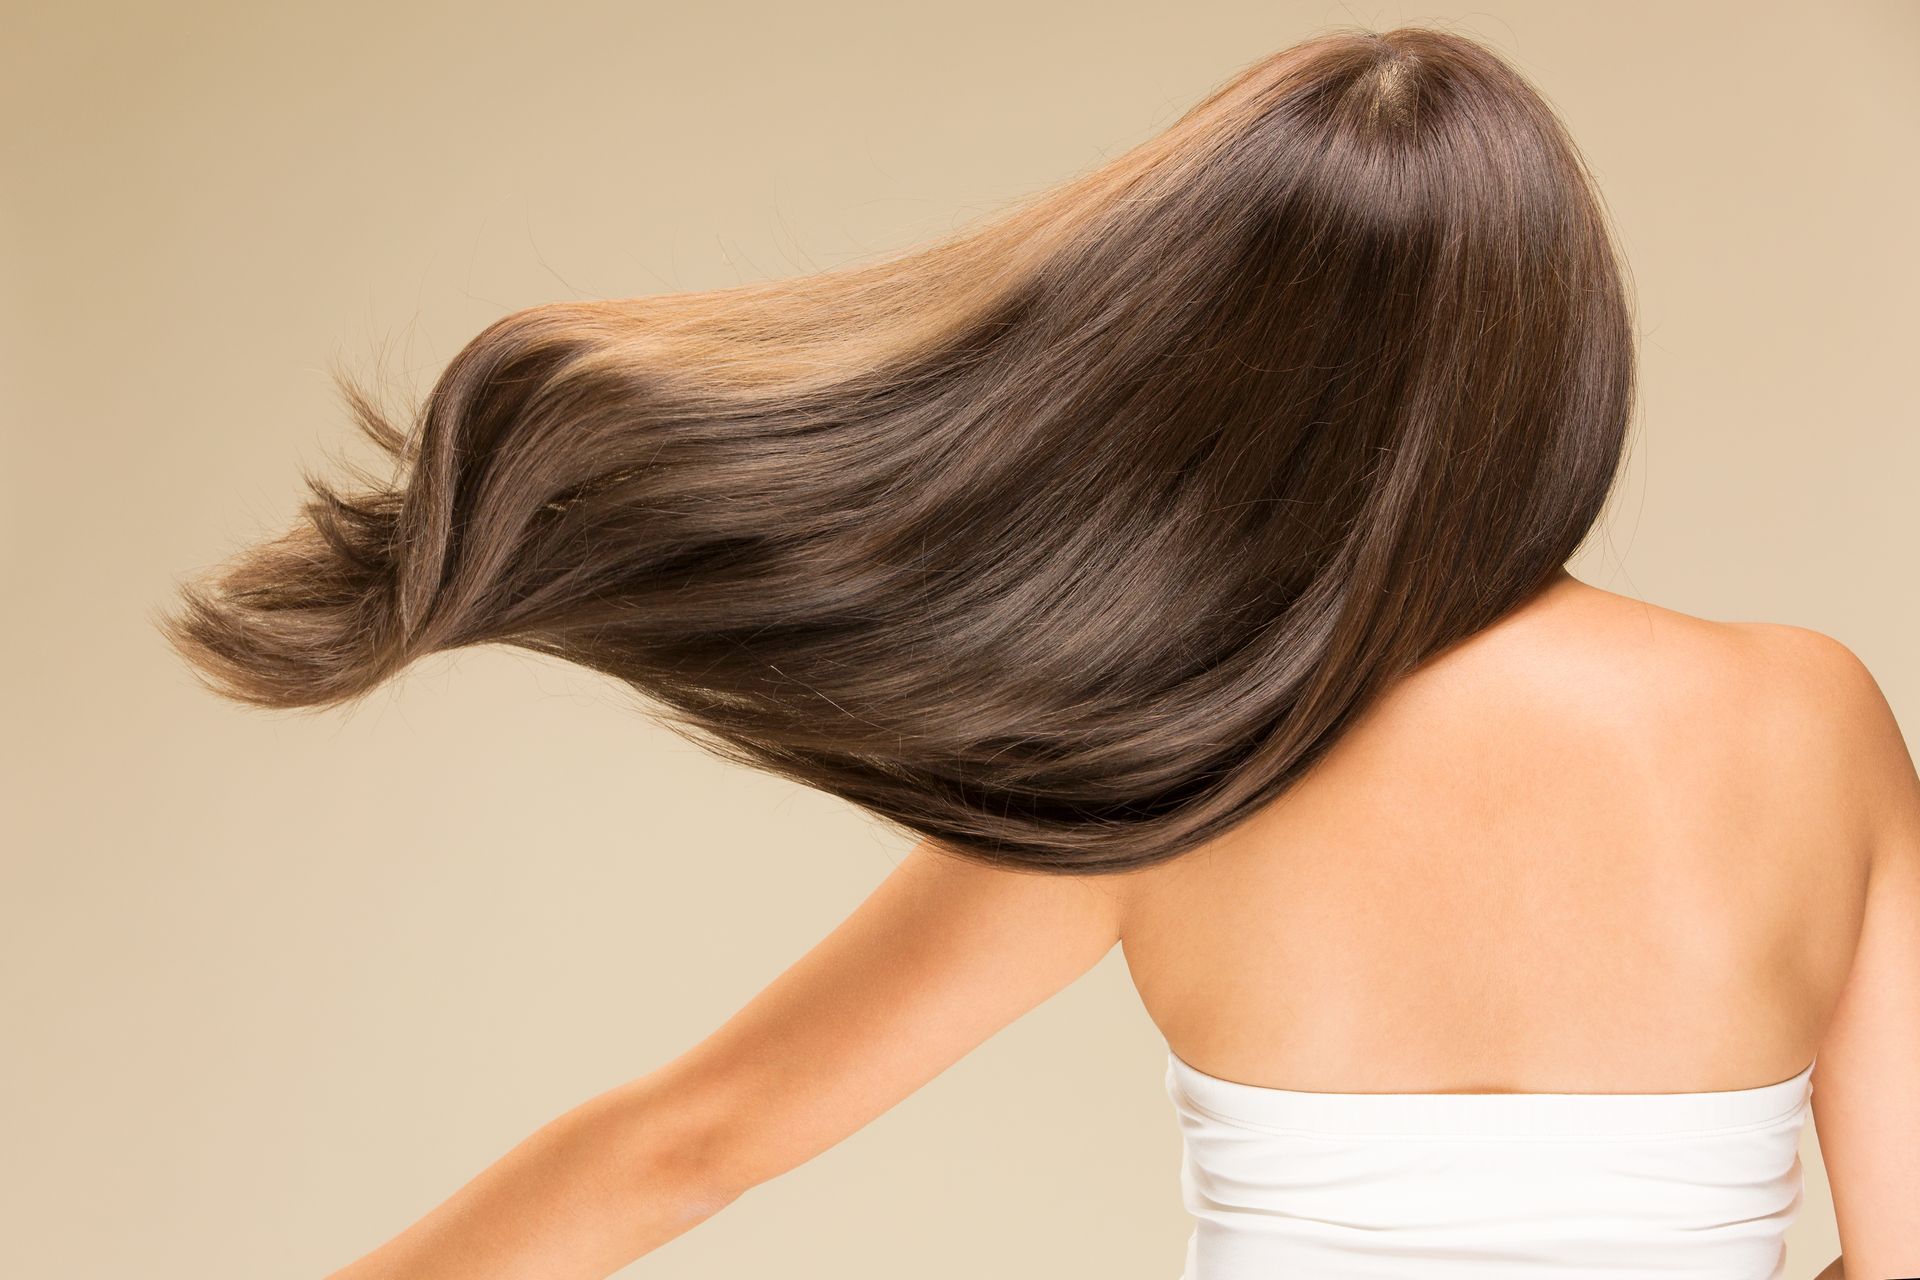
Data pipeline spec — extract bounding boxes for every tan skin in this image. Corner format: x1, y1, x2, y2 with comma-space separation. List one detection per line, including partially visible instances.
327, 568, 1918, 1280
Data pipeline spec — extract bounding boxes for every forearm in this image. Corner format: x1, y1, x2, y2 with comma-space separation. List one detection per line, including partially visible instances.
324, 1074, 742, 1280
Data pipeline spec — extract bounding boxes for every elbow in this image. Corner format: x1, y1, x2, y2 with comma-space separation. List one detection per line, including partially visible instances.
608, 1068, 769, 1220
636, 1116, 758, 1221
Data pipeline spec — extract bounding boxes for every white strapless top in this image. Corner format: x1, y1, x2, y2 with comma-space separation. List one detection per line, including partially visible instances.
1165, 1049, 1815, 1279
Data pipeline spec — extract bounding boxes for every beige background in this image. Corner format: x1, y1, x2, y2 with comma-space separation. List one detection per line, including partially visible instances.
4, 2, 1915, 1276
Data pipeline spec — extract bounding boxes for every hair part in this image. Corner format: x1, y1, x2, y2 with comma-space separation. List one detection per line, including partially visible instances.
158, 25, 1637, 874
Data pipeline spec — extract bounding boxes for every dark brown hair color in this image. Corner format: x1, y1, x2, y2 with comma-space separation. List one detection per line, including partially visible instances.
157, 25, 1637, 874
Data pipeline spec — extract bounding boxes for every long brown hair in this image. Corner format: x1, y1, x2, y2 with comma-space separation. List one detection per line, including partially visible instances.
156, 25, 1636, 874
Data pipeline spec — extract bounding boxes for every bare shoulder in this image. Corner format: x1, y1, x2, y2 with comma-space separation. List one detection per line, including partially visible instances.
1431, 584, 1902, 827
1723, 620, 1881, 702
1717, 620, 1914, 853
1762, 628, 1920, 1276
1414, 583, 1868, 737
1721, 621, 1902, 761
1547, 584, 1888, 739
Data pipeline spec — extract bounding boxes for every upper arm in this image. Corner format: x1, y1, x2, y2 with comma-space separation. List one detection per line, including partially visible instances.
646, 839, 1130, 1199
1787, 629, 1920, 1275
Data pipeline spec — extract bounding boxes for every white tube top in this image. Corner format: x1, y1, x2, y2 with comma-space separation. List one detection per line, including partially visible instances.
1165, 1049, 1815, 1279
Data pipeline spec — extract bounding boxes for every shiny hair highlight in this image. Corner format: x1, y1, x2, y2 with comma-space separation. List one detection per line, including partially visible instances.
157, 26, 1637, 874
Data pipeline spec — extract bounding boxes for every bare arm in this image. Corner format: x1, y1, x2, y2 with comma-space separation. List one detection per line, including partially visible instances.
324, 838, 1129, 1279
321, 1071, 739, 1280
1798, 630, 1920, 1280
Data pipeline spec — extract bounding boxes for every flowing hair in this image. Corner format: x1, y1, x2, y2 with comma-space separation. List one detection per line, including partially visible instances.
156, 25, 1636, 875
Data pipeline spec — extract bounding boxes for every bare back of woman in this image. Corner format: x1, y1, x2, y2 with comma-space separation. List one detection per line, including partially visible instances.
1120, 568, 1866, 1098
1111, 568, 1914, 1277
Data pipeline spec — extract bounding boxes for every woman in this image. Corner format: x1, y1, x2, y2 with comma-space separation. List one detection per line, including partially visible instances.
158, 23, 1915, 1280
